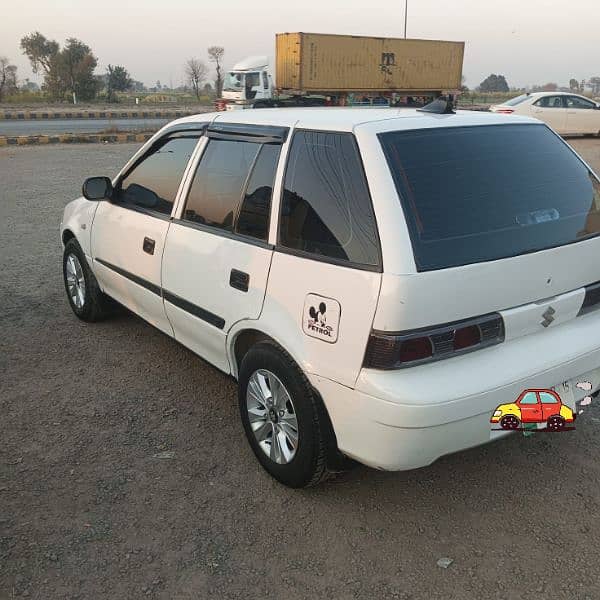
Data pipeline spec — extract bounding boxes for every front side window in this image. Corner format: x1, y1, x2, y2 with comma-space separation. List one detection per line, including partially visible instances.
535, 96, 564, 108
183, 139, 260, 231
520, 392, 539, 405
565, 96, 595, 109
115, 136, 199, 215
379, 124, 600, 271
279, 130, 380, 268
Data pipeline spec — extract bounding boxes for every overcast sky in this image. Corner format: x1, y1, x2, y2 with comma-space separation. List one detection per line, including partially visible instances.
1, 0, 598, 89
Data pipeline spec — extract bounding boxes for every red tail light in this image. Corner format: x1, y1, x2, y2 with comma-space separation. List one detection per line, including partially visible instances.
496, 108, 514, 114
364, 313, 505, 370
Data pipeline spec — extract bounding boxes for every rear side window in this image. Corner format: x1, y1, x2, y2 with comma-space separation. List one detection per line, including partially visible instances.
379, 124, 600, 271
279, 130, 380, 268
183, 139, 259, 231
236, 144, 280, 241
116, 136, 198, 215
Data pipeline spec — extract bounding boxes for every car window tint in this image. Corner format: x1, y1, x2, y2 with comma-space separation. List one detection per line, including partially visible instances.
183, 139, 260, 232
520, 392, 539, 405
539, 392, 559, 404
116, 136, 198, 215
236, 144, 280, 241
505, 94, 529, 106
379, 124, 600, 271
280, 130, 380, 267
535, 96, 564, 108
566, 96, 595, 109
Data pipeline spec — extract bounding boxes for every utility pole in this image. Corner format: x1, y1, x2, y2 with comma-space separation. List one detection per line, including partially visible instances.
404, 0, 408, 38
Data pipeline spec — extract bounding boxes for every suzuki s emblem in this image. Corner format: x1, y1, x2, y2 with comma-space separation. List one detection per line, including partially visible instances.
541, 306, 556, 328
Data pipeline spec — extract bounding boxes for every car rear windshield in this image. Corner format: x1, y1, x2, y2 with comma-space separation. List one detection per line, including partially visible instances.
504, 94, 530, 106
379, 124, 600, 271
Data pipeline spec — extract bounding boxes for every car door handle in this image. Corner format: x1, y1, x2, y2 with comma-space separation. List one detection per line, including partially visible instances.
143, 237, 156, 255
230, 269, 249, 292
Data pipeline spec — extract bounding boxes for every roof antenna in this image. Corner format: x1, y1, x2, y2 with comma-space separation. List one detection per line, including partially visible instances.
417, 94, 456, 115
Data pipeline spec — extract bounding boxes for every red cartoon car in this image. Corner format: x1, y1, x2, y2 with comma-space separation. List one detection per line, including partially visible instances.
490, 389, 576, 431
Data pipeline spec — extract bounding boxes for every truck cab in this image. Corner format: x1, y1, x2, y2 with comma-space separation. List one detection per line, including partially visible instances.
222, 56, 273, 108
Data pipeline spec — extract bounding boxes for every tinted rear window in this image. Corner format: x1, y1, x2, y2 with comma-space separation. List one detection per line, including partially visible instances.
505, 94, 530, 106
379, 124, 600, 271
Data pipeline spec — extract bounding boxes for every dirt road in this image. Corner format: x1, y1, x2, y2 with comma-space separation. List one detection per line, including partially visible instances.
1, 139, 600, 600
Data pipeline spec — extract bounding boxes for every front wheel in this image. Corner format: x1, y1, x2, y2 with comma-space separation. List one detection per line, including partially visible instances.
546, 415, 566, 431
500, 414, 520, 430
63, 238, 112, 322
238, 342, 333, 488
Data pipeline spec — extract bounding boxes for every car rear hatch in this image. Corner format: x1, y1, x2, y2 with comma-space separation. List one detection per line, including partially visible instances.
367, 122, 600, 369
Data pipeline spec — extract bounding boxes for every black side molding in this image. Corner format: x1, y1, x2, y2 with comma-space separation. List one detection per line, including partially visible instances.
95, 258, 161, 296
162, 290, 225, 330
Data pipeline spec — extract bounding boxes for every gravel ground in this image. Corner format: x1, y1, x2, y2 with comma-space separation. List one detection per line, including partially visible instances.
1, 140, 600, 600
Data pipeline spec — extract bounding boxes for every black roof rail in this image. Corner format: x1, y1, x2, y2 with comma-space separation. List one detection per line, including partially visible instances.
417, 95, 456, 115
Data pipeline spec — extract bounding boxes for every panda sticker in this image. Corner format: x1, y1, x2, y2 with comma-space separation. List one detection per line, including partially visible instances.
302, 294, 341, 343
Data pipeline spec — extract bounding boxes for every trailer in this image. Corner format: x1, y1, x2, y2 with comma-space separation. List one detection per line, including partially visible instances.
218, 32, 465, 110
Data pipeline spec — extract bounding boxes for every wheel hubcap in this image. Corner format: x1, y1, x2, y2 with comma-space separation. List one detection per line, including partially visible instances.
65, 254, 86, 309
246, 369, 299, 465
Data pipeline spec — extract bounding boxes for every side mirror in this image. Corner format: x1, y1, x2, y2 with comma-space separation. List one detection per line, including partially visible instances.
82, 176, 113, 201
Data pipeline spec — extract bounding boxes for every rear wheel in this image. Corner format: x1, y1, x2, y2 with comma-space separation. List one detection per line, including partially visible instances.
500, 414, 520, 430
238, 342, 333, 488
63, 238, 112, 322
546, 415, 566, 431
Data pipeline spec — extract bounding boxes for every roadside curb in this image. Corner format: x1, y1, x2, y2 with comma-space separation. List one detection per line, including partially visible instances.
0, 109, 206, 120
0, 132, 154, 146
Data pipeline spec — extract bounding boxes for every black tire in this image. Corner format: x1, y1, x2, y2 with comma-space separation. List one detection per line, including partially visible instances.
238, 341, 333, 488
500, 414, 520, 430
62, 238, 112, 322
546, 415, 565, 431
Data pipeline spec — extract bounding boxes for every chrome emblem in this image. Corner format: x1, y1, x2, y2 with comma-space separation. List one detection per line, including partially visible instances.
541, 306, 556, 328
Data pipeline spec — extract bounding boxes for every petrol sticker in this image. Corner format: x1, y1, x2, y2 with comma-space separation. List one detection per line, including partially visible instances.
302, 294, 341, 343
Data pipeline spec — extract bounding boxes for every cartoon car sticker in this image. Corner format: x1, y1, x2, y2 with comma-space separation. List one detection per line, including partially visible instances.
302, 294, 341, 343
490, 388, 576, 432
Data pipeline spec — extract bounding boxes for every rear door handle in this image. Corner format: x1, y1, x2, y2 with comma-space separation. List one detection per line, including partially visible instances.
143, 237, 156, 255
230, 269, 249, 292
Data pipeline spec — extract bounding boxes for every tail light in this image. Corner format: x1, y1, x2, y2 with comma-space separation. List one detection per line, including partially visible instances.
496, 108, 514, 114
579, 280, 600, 316
364, 312, 505, 370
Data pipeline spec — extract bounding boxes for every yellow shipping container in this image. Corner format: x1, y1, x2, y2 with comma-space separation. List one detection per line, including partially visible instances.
276, 32, 464, 93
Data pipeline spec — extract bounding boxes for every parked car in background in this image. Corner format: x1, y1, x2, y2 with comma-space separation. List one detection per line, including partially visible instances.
490, 92, 600, 135
60, 106, 600, 488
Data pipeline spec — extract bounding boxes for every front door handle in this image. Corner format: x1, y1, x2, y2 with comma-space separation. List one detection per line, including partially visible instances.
143, 237, 156, 255
230, 269, 249, 292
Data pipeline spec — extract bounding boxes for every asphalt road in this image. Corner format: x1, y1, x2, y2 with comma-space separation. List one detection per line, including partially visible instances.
1, 139, 600, 600
0, 118, 169, 136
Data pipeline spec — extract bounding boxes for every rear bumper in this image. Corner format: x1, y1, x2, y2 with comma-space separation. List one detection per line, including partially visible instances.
310, 311, 600, 470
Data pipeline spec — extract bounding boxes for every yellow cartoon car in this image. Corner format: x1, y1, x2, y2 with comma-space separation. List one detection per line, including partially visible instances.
490, 389, 576, 431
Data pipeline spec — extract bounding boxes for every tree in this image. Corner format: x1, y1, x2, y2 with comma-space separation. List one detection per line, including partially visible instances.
184, 58, 209, 100
541, 82, 558, 92
569, 78, 580, 92
478, 74, 509, 93
590, 77, 600, 95
106, 64, 133, 102
208, 46, 225, 96
20, 32, 99, 101
0, 57, 18, 101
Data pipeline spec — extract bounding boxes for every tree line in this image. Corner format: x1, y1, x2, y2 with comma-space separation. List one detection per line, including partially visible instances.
0, 31, 226, 103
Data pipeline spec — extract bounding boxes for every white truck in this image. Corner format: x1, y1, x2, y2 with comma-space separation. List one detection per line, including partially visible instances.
217, 32, 465, 110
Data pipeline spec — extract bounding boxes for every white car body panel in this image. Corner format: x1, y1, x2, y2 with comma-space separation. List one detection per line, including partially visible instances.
60, 107, 600, 472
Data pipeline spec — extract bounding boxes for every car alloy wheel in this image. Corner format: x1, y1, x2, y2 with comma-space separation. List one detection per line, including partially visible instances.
65, 253, 86, 310
546, 415, 566, 431
500, 414, 520, 430
246, 369, 299, 465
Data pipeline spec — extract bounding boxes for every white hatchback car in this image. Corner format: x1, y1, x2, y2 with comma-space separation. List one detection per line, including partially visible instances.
490, 91, 600, 135
61, 106, 600, 487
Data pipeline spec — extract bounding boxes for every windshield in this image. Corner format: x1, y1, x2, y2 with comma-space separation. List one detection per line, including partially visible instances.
504, 94, 530, 106
223, 72, 243, 91
379, 124, 600, 271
